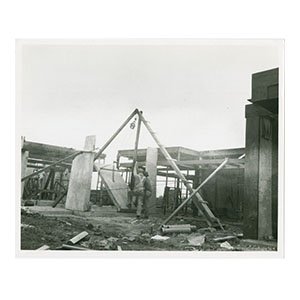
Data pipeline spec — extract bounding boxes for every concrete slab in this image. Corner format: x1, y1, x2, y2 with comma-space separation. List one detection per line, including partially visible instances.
146, 147, 158, 213
99, 165, 129, 211
65, 135, 96, 211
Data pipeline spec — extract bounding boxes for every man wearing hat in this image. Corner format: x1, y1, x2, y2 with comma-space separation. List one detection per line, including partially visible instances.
128, 162, 146, 218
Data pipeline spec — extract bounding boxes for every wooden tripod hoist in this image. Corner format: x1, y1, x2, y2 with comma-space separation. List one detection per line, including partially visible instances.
22, 108, 226, 229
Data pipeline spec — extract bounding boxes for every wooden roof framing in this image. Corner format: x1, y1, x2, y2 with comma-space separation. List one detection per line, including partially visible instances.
23, 140, 106, 170
118, 147, 245, 171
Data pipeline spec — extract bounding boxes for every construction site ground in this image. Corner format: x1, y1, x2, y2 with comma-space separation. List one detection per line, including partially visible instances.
21, 205, 277, 252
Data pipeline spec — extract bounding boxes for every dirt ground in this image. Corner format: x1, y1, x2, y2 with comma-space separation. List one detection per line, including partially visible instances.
21, 206, 277, 251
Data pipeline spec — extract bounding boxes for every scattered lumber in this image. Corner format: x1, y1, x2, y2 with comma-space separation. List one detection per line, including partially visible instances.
67, 231, 89, 245
36, 245, 50, 250
60, 244, 89, 251
220, 241, 234, 250
187, 235, 206, 247
213, 235, 237, 242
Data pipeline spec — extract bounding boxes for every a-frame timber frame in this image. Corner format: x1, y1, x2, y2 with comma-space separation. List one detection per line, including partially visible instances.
93, 109, 223, 228
22, 108, 224, 228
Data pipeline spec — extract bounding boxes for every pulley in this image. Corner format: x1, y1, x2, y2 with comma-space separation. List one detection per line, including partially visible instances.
129, 117, 137, 129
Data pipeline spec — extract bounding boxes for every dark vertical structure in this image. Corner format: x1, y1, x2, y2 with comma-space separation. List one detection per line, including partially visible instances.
244, 68, 279, 240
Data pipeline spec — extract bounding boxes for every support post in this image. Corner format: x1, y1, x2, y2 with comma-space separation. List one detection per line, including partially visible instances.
133, 114, 142, 164
130, 113, 142, 190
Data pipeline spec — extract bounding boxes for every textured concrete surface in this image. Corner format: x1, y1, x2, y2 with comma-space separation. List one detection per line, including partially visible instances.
65, 135, 95, 211
99, 165, 129, 211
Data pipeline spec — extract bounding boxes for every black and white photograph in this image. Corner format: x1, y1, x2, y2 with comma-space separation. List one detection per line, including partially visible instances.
16, 39, 284, 256
4, 1, 300, 299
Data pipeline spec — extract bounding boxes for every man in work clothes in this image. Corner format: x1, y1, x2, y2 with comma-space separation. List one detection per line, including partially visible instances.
143, 171, 152, 219
128, 163, 146, 218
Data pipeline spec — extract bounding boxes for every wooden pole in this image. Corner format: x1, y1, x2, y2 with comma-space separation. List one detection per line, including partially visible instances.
23, 109, 139, 183
138, 110, 221, 227
161, 158, 228, 226
94, 109, 139, 161
130, 113, 142, 189
133, 113, 142, 164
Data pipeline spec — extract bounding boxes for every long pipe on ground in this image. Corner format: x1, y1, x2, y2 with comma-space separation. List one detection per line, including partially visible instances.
161, 158, 228, 226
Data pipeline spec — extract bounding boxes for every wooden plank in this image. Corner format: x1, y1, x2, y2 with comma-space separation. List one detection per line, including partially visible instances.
139, 112, 217, 227
27, 158, 71, 167
23, 141, 105, 163
65, 136, 96, 211
161, 159, 228, 226
198, 148, 245, 158
118, 147, 245, 161
36, 245, 50, 250
157, 171, 195, 180
68, 231, 89, 245
119, 158, 244, 169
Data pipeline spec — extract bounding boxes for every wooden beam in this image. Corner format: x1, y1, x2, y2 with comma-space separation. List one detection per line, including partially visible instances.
27, 158, 71, 167
21, 151, 83, 182
23, 141, 105, 162
138, 111, 218, 227
94, 109, 139, 160
119, 158, 244, 169
133, 114, 142, 163
157, 171, 195, 180
161, 159, 228, 226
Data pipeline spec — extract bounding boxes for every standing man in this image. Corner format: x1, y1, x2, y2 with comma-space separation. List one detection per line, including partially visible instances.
128, 162, 146, 218
143, 171, 152, 219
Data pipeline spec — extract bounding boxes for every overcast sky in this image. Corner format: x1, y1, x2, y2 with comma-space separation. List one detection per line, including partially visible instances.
19, 40, 281, 163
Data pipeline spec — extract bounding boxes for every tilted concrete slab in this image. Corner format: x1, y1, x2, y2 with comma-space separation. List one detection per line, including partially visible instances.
98, 165, 129, 211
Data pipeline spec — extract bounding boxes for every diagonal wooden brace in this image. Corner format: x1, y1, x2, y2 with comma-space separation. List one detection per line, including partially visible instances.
137, 110, 223, 227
